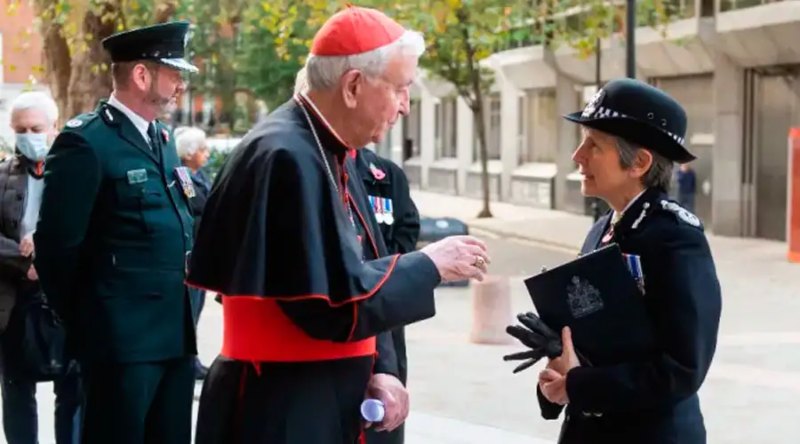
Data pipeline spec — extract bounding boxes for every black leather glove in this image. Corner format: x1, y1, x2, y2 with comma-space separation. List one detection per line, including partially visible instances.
503, 312, 562, 374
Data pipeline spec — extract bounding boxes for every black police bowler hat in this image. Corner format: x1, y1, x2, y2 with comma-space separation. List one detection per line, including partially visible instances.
564, 78, 695, 163
101, 21, 198, 73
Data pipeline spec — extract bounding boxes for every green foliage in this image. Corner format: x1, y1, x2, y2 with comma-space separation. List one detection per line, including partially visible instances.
204, 148, 232, 179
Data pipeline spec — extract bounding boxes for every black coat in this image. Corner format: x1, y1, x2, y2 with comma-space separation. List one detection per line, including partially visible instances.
353, 149, 420, 444
537, 187, 722, 444
190, 98, 441, 444
354, 149, 420, 256
186, 168, 211, 237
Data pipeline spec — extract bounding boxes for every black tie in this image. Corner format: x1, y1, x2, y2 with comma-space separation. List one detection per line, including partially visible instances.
147, 123, 159, 152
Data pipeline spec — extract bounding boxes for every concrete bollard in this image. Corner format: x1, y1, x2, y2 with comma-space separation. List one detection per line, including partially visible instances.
469, 275, 515, 345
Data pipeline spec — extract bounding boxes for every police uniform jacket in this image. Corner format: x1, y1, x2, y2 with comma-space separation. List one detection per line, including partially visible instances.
537, 187, 722, 444
354, 149, 420, 256
34, 101, 196, 363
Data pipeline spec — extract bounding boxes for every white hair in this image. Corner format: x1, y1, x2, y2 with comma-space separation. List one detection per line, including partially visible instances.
10, 91, 59, 126
305, 30, 425, 91
294, 67, 309, 95
175, 126, 207, 158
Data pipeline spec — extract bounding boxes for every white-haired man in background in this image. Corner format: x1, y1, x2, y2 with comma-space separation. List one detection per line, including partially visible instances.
187, 6, 490, 444
0, 91, 82, 444
175, 126, 211, 380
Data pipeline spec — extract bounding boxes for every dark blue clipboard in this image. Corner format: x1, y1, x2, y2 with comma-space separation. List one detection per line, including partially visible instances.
524, 243, 656, 366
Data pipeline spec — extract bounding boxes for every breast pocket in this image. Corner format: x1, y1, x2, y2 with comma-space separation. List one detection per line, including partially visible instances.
113, 178, 165, 235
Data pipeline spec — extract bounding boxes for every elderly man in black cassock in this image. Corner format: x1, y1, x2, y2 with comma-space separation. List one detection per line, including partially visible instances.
187, 6, 491, 444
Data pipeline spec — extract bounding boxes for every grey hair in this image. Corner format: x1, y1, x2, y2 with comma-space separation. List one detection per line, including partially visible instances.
10, 91, 59, 126
305, 30, 425, 91
175, 126, 207, 158
616, 137, 674, 190
294, 67, 309, 95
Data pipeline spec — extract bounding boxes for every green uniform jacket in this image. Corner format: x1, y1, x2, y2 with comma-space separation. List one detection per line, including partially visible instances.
34, 101, 196, 363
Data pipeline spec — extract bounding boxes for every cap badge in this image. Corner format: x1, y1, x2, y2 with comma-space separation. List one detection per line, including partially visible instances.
582, 89, 605, 118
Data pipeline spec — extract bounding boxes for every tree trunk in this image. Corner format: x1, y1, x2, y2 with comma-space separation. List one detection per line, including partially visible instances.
41, 23, 71, 125
472, 99, 492, 219
66, 5, 118, 118
457, 7, 492, 218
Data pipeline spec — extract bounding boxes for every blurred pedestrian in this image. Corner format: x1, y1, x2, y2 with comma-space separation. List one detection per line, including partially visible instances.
676, 163, 697, 213
175, 126, 211, 379
1, 91, 82, 444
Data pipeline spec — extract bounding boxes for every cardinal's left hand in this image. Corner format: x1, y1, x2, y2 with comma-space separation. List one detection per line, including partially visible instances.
366, 373, 409, 432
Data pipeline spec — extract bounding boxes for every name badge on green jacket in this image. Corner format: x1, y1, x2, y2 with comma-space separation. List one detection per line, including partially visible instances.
127, 169, 148, 185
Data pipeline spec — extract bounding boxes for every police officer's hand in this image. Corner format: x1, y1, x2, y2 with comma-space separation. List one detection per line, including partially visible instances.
366, 373, 409, 432
539, 328, 580, 405
546, 327, 580, 376
420, 235, 490, 282
503, 312, 562, 373
19, 233, 34, 257
539, 368, 568, 405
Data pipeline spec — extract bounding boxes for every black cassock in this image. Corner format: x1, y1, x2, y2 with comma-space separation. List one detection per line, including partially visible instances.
188, 96, 441, 444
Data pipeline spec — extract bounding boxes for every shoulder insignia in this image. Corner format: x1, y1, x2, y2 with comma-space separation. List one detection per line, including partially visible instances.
65, 119, 83, 128
567, 276, 604, 318
660, 200, 701, 227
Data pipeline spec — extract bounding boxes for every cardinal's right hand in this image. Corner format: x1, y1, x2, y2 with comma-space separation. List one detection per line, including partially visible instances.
420, 235, 490, 282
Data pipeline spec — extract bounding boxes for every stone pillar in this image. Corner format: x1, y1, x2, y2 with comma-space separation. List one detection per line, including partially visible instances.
712, 54, 745, 236
456, 97, 474, 195
469, 276, 514, 345
419, 88, 436, 189
555, 73, 579, 210
499, 72, 521, 201
388, 122, 403, 165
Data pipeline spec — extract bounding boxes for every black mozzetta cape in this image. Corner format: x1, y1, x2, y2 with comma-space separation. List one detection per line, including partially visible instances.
188, 96, 440, 342
189, 97, 441, 444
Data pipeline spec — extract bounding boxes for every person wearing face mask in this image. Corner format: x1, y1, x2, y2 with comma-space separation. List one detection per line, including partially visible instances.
0, 91, 83, 444
34, 22, 199, 444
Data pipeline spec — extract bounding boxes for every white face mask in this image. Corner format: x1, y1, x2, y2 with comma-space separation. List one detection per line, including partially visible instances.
16, 132, 49, 161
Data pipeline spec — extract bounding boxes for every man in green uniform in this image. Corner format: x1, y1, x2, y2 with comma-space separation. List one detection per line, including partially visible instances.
34, 21, 198, 444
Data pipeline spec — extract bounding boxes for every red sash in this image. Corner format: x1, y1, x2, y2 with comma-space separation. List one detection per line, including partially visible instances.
221, 296, 376, 362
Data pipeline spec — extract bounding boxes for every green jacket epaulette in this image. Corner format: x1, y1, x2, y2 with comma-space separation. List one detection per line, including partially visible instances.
62, 112, 100, 132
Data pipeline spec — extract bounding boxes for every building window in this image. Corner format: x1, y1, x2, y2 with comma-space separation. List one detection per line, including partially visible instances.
402, 99, 422, 159
519, 88, 557, 164
435, 98, 458, 159
435, 97, 458, 159
472, 94, 501, 162
700, 0, 715, 16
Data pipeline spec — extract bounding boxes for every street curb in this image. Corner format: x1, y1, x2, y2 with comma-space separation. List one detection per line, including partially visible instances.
468, 223, 582, 253
421, 213, 583, 253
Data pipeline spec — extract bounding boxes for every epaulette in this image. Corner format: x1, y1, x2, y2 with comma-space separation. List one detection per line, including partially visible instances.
657, 199, 702, 229
62, 112, 99, 131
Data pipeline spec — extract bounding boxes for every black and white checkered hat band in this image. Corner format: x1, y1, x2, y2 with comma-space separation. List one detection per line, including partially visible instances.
582, 105, 686, 146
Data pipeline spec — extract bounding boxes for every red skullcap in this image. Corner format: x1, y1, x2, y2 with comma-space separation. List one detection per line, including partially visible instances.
310, 6, 406, 56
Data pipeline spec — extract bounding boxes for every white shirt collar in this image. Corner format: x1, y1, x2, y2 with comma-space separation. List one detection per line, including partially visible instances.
612, 188, 648, 224
108, 94, 152, 145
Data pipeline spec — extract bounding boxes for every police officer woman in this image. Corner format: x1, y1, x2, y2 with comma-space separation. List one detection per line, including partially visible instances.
518, 78, 722, 444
